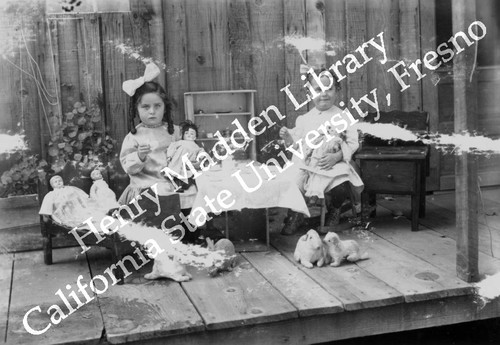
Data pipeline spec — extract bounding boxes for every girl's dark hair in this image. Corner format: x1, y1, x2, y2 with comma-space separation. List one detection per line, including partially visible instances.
307, 67, 341, 91
179, 120, 198, 138
128, 81, 174, 135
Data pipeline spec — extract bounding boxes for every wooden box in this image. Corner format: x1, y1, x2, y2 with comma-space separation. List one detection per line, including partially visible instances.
184, 90, 257, 160
222, 208, 268, 252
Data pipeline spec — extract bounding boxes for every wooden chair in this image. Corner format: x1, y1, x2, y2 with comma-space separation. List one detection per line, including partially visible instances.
318, 187, 358, 233
38, 163, 132, 284
354, 111, 430, 231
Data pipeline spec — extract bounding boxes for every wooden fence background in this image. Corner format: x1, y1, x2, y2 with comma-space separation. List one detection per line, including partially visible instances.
1, 0, 499, 191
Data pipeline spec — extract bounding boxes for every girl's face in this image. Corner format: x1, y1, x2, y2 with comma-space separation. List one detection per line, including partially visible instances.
137, 93, 165, 126
311, 75, 338, 111
183, 128, 197, 141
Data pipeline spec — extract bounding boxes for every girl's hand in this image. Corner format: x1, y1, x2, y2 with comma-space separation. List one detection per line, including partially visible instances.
137, 144, 152, 161
318, 151, 342, 169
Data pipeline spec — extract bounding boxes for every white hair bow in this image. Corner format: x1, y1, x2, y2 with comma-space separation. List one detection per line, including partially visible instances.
122, 62, 161, 96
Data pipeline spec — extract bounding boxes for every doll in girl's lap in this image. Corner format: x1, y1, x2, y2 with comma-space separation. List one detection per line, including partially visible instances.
165, 120, 205, 192
303, 128, 351, 205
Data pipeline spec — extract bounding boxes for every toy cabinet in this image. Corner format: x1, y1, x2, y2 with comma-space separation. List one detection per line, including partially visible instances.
184, 90, 257, 160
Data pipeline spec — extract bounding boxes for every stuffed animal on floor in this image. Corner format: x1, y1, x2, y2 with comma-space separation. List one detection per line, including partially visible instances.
293, 229, 328, 268
117, 223, 227, 282
206, 237, 237, 276
144, 254, 192, 282
322, 232, 368, 267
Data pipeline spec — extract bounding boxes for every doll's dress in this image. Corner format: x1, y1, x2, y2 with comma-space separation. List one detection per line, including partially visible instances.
90, 179, 120, 210
165, 140, 204, 180
39, 186, 107, 228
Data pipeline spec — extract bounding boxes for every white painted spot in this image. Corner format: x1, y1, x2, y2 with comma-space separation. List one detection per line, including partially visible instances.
475, 272, 500, 302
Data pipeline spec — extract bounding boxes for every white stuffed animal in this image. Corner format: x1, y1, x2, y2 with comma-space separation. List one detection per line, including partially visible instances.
323, 232, 368, 267
293, 229, 328, 268
144, 253, 192, 282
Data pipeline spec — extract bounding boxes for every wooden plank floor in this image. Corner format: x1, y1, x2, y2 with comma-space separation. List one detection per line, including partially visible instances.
2, 190, 500, 345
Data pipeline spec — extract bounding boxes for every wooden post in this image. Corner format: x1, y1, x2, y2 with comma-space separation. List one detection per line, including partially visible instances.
452, 0, 478, 282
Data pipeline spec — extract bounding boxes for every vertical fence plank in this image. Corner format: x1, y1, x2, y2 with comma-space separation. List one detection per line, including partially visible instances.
19, 23, 42, 155
345, 0, 367, 113
21, 1, 50, 157
399, 0, 422, 111
366, 0, 401, 112
247, 0, 286, 155
325, 0, 347, 104
305, 0, 326, 69
101, 13, 128, 146
77, 14, 104, 130
185, 0, 231, 92
130, 0, 166, 87
38, 17, 62, 157
56, 17, 81, 113
0, 16, 18, 134
229, 0, 253, 91
122, 11, 149, 86
283, 0, 307, 127
164, 0, 189, 123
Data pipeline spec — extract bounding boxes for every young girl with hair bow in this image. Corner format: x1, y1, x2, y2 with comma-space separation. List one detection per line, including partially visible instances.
119, 63, 202, 243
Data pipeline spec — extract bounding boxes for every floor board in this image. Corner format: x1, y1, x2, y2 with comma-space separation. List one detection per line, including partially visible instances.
378, 196, 500, 258
371, 208, 500, 277
6, 248, 103, 345
86, 248, 204, 344
242, 249, 344, 317
271, 234, 404, 311
0, 254, 13, 344
181, 254, 298, 330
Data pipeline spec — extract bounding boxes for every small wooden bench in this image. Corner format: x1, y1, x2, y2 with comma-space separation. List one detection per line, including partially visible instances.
38, 163, 132, 284
354, 111, 430, 231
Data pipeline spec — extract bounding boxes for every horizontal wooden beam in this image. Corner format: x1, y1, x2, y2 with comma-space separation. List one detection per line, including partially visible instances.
129, 295, 500, 345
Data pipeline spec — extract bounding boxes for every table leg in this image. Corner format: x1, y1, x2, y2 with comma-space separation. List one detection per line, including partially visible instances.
225, 211, 229, 239
265, 208, 270, 250
411, 194, 419, 231
419, 161, 426, 218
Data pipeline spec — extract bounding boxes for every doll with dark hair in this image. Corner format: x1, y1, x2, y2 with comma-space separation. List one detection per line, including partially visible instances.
165, 120, 205, 192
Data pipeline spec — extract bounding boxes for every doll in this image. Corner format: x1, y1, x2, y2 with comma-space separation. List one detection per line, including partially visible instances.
89, 169, 120, 210
302, 127, 351, 206
165, 120, 205, 192
39, 176, 96, 227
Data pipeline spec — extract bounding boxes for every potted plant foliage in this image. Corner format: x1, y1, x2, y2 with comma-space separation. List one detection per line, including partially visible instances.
0, 101, 119, 204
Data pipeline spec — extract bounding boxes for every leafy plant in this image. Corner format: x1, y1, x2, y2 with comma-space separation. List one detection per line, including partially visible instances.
0, 101, 118, 197
0, 152, 48, 197
47, 101, 117, 173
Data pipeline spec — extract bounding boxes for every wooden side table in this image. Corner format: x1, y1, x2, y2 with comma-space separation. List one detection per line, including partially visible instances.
355, 146, 429, 231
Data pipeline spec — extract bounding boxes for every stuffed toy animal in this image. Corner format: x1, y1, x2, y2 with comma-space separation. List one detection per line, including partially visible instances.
323, 232, 368, 267
144, 254, 192, 282
293, 229, 328, 268
206, 237, 237, 276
